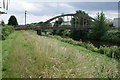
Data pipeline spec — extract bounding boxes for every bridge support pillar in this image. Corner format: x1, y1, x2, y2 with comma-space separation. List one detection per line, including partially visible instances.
37, 30, 42, 35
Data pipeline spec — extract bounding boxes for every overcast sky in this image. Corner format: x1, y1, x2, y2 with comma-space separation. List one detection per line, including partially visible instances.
0, 0, 119, 25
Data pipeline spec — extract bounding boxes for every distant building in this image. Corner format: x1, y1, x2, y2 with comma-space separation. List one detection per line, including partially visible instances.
51, 21, 71, 27
61, 21, 71, 26
113, 18, 120, 28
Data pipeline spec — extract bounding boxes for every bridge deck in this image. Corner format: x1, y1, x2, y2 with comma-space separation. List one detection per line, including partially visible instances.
15, 26, 93, 30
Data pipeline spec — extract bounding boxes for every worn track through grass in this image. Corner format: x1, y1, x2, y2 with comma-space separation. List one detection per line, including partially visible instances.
2, 31, 119, 78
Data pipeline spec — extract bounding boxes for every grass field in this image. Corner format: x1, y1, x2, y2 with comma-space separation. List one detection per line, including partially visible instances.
2, 31, 119, 78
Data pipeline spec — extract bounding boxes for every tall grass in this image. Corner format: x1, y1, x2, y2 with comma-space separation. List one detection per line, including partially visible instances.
44, 35, 120, 60
2, 31, 119, 78
0, 40, 2, 79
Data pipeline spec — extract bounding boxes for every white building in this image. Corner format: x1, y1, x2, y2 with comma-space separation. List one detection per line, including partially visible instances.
61, 21, 71, 26
113, 18, 120, 28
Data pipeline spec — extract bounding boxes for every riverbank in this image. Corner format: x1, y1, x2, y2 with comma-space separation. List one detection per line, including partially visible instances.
43, 34, 120, 60
48, 29, 120, 48
2, 31, 119, 78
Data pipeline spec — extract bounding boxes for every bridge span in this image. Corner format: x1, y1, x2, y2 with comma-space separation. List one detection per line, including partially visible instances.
15, 13, 95, 35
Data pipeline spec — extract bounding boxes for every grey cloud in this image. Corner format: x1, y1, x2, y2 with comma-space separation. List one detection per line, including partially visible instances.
25, 2, 75, 16
68, 2, 118, 11
1, 1, 119, 24
8, 2, 118, 16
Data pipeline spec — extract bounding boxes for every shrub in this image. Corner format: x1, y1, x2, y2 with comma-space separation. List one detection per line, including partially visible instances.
62, 30, 71, 37
110, 46, 120, 59
98, 46, 112, 57
98, 46, 120, 60
77, 41, 87, 48
85, 43, 98, 52
101, 30, 120, 44
63, 38, 75, 44
2, 25, 14, 40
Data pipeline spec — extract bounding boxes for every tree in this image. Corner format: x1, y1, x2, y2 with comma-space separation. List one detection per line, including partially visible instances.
54, 17, 64, 27
38, 21, 44, 25
71, 10, 89, 27
91, 12, 108, 40
76, 10, 88, 15
8, 15, 18, 26
70, 10, 90, 40
52, 18, 64, 36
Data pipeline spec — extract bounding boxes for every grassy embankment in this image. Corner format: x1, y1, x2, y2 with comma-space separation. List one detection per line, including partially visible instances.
0, 41, 2, 79
2, 31, 119, 78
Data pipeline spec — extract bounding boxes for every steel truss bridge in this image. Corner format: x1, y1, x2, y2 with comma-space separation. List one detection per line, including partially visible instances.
15, 13, 95, 35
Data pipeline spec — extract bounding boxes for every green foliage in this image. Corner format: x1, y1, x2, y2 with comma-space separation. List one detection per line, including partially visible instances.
101, 30, 120, 44
98, 46, 120, 60
45, 35, 120, 60
51, 29, 71, 37
85, 43, 98, 52
51, 30, 63, 35
62, 30, 71, 37
98, 46, 111, 55
110, 47, 120, 59
71, 10, 89, 27
2, 25, 14, 40
76, 10, 88, 15
25, 21, 44, 27
54, 18, 64, 27
69, 10, 91, 40
91, 12, 108, 40
8, 15, 18, 26
38, 21, 44, 25
55, 30, 63, 35
70, 30, 89, 40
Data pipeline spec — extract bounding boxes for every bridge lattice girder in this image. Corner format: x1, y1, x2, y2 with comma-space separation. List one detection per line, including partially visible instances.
15, 13, 95, 31
43, 13, 95, 25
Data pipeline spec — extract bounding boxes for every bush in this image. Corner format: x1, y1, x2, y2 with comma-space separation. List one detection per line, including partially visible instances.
98, 46, 120, 60
98, 46, 111, 55
62, 30, 71, 37
101, 30, 120, 44
110, 46, 120, 59
70, 30, 89, 40
85, 43, 98, 52
2, 25, 14, 40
